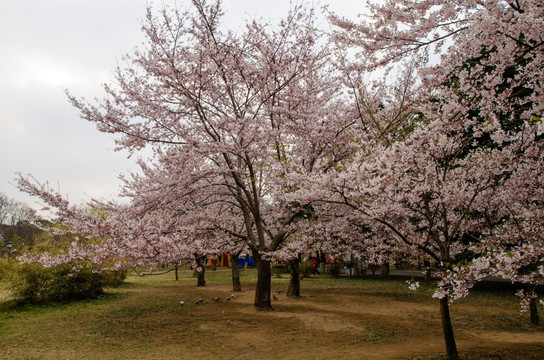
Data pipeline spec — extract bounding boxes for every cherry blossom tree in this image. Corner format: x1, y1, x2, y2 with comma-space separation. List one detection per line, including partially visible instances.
17, 0, 352, 309
442, 133, 544, 325
328, 1, 543, 358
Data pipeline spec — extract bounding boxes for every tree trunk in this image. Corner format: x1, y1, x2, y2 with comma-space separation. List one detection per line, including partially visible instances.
231, 253, 242, 292
193, 255, 206, 287
254, 256, 272, 309
361, 259, 367, 276
287, 255, 301, 297
381, 262, 390, 277
425, 267, 432, 281
529, 296, 540, 325
424, 259, 432, 281
354, 257, 362, 277
175, 265, 179, 281
439, 297, 460, 360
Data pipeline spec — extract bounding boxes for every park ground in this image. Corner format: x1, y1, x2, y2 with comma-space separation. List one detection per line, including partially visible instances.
1, 267, 543, 359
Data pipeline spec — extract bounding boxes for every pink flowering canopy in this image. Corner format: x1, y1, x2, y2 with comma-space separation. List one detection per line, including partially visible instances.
321, 1, 544, 357
17, 0, 356, 308
327, 0, 543, 294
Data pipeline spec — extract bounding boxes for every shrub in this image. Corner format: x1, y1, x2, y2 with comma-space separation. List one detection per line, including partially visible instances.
0, 260, 126, 305
272, 263, 289, 277
299, 261, 314, 279
0, 259, 9, 281
101, 270, 127, 287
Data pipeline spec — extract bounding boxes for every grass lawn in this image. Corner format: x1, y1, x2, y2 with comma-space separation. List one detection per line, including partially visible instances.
1, 267, 543, 359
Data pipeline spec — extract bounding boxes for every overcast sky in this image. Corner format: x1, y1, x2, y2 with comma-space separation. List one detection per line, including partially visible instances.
0, 0, 362, 213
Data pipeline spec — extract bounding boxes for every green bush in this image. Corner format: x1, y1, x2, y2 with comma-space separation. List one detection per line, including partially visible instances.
299, 261, 314, 279
0, 260, 126, 305
272, 263, 289, 277
101, 269, 127, 287
0, 259, 9, 281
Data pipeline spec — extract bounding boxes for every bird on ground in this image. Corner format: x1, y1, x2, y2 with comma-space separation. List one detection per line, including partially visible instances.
180, 300, 185, 305
276, 289, 281, 294
196, 299, 204, 304
213, 297, 221, 302
226, 297, 231, 301
230, 294, 236, 298
273, 295, 278, 300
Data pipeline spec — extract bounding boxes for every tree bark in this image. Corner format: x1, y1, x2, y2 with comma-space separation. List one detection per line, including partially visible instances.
175, 265, 179, 281
254, 256, 272, 309
439, 297, 460, 360
193, 255, 206, 287
287, 255, 301, 297
231, 253, 242, 291
529, 295, 540, 325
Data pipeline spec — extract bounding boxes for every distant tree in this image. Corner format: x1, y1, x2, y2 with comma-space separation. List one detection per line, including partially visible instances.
0, 192, 11, 225
0, 192, 38, 226
0, 192, 41, 257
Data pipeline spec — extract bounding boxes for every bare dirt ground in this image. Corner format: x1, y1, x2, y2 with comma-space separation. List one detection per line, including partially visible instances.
187, 281, 544, 360
1, 269, 543, 360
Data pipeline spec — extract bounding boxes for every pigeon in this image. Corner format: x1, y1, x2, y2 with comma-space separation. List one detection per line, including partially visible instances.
213, 297, 221, 302
226, 297, 231, 301
180, 300, 185, 305
196, 298, 204, 304
273, 295, 278, 300
230, 294, 236, 299
276, 289, 281, 294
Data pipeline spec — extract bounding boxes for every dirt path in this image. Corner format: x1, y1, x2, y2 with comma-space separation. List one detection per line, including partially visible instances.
180, 281, 544, 360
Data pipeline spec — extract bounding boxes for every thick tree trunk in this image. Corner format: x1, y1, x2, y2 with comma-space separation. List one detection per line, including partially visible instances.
193, 255, 206, 287
529, 296, 540, 325
231, 253, 242, 292
287, 256, 301, 297
254, 256, 272, 309
439, 297, 460, 360
425, 267, 432, 281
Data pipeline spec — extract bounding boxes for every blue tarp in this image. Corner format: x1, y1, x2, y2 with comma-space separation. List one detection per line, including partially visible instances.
237, 256, 256, 267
